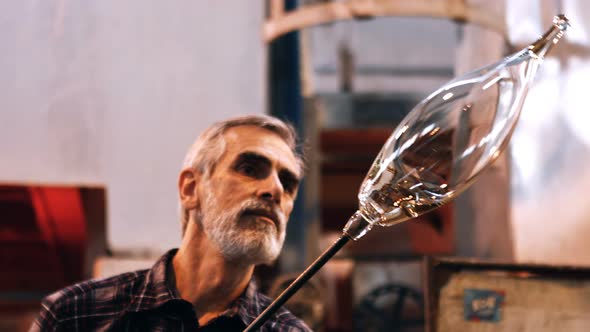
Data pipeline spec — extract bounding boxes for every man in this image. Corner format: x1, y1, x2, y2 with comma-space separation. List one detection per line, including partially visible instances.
31, 115, 312, 331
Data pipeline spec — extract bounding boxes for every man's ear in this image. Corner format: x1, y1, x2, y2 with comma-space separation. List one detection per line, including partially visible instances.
178, 169, 201, 211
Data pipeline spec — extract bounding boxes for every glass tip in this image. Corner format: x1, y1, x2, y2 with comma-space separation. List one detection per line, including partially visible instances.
553, 14, 570, 31
528, 14, 570, 57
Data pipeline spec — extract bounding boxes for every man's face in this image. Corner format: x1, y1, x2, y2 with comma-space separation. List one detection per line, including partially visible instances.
196, 125, 301, 265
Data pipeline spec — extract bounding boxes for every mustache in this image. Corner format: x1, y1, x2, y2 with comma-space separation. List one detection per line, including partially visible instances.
238, 199, 286, 231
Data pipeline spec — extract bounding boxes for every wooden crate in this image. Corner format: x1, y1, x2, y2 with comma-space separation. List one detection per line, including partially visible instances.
424, 257, 590, 332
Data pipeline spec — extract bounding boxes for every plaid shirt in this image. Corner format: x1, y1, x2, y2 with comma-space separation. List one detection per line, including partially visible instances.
30, 249, 312, 331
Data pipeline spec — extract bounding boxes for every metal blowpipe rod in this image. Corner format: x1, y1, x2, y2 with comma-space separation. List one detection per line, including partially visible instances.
244, 235, 351, 331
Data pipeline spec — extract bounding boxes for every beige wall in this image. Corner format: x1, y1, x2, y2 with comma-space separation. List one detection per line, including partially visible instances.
0, 2, 266, 254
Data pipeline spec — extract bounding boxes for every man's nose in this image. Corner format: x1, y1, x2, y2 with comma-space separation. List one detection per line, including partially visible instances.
256, 172, 283, 204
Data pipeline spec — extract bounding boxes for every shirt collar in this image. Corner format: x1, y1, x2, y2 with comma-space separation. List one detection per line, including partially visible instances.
233, 279, 265, 326
129, 248, 182, 312
128, 248, 265, 326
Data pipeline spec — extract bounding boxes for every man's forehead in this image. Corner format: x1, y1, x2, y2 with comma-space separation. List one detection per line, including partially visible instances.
222, 126, 301, 175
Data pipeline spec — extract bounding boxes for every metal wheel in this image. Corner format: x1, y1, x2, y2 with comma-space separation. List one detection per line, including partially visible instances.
354, 283, 424, 332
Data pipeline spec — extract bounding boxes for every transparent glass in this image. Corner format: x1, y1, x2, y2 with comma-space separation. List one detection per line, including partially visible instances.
246, 14, 570, 332
344, 15, 570, 240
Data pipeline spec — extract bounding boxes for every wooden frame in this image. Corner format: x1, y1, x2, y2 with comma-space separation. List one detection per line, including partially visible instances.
265, 0, 506, 42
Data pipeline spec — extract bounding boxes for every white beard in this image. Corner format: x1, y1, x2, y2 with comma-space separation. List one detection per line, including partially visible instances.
197, 194, 286, 265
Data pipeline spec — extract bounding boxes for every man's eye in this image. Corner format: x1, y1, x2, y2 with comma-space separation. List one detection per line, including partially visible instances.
284, 182, 296, 194
280, 175, 299, 194
238, 164, 257, 177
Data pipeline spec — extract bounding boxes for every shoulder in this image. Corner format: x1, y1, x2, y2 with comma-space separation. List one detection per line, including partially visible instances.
253, 291, 313, 332
35, 270, 149, 327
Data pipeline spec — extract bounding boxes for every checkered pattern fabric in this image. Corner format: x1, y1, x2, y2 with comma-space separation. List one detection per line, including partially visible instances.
30, 249, 311, 331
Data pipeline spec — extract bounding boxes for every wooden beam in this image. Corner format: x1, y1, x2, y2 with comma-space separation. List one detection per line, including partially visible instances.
264, 0, 506, 43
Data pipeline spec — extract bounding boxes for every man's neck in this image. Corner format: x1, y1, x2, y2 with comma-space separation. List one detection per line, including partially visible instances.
172, 234, 254, 327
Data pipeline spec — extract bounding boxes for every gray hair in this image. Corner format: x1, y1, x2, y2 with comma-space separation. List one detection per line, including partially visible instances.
180, 114, 303, 236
